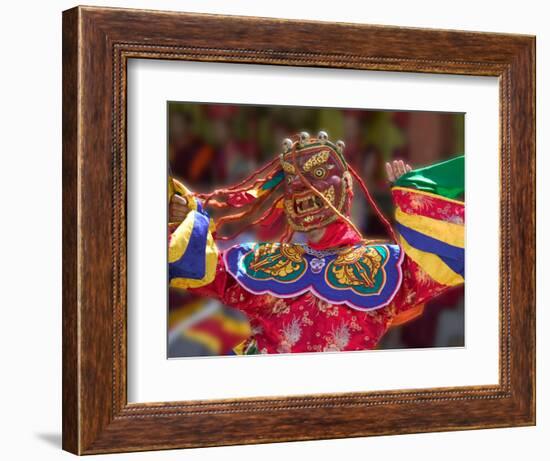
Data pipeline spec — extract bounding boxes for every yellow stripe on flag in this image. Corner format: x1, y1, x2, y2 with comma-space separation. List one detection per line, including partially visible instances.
399, 236, 464, 287
395, 207, 464, 249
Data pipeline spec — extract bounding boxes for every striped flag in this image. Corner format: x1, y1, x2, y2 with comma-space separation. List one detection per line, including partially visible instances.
392, 155, 465, 288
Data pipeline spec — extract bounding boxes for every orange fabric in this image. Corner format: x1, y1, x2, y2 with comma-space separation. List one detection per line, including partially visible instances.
390, 304, 425, 327
189, 145, 214, 181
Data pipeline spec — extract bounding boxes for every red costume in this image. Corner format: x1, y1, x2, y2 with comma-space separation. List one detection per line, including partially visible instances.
168, 132, 464, 354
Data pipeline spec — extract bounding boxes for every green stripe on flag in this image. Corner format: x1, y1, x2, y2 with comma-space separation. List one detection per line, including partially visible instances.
394, 155, 464, 200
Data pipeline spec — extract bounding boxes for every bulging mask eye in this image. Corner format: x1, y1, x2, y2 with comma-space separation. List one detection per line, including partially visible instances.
312, 166, 327, 179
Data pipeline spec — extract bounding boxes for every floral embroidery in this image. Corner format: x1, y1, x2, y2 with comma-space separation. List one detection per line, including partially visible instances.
393, 188, 464, 222
365, 309, 385, 324
271, 299, 290, 316
301, 311, 314, 326
446, 215, 464, 225
262, 294, 278, 305
316, 299, 339, 317
280, 317, 302, 347
251, 324, 264, 335
325, 322, 351, 351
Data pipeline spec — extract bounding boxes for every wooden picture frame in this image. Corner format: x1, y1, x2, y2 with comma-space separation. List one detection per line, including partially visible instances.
62, 5, 535, 454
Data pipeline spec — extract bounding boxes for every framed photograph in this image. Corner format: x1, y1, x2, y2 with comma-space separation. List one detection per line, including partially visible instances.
62, 6, 535, 454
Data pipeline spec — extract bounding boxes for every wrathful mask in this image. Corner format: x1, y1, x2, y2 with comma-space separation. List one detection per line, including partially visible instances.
281, 131, 352, 232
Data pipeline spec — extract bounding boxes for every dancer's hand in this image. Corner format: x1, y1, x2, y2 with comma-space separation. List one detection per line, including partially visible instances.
385, 159, 412, 183
169, 194, 190, 223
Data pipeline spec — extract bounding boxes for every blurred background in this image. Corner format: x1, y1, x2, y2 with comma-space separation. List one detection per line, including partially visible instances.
168, 102, 465, 358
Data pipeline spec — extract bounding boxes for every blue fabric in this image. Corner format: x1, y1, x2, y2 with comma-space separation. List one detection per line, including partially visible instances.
395, 222, 464, 277
169, 211, 210, 281
196, 200, 204, 214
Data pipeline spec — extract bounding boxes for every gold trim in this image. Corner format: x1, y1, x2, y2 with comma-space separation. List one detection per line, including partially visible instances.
303, 150, 330, 172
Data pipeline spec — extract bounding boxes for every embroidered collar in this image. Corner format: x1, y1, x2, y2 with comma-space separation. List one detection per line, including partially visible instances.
224, 241, 404, 311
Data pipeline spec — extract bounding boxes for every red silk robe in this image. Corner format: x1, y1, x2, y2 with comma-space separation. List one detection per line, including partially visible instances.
187, 223, 455, 354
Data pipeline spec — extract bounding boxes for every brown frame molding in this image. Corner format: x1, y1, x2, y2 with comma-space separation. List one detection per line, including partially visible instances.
62, 5, 535, 454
